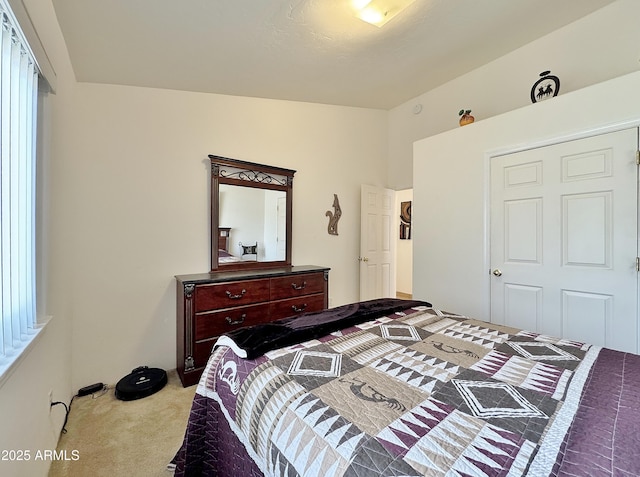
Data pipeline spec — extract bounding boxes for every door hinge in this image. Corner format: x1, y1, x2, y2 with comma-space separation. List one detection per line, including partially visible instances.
636, 257, 640, 272
636, 150, 640, 165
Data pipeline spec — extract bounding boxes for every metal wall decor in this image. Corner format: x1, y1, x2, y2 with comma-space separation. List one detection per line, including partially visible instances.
400, 201, 411, 239
326, 194, 342, 235
530, 70, 560, 103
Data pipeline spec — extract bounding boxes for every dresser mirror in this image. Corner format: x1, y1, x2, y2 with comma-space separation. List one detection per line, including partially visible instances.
210, 155, 295, 271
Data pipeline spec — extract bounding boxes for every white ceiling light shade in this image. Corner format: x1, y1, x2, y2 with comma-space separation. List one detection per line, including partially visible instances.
352, 0, 417, 27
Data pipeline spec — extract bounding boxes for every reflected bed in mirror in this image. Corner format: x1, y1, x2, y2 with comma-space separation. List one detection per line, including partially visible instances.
210, 155, 295, 271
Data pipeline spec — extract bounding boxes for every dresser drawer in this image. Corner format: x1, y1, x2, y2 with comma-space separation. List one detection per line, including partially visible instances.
195, 303, 270, 341
177, 266, 330, 387
194, 339, 216, 369
194, 278, 270, 312
270, 293, 326, 320
270, 272, 326, 300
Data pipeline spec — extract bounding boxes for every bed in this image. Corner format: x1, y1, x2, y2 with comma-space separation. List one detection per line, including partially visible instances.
172, 298, 640, 476
217, 227, 242, 263
218, 248, 241, 263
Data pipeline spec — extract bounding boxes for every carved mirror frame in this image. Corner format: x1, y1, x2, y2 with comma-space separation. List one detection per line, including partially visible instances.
210, 155, 295, 272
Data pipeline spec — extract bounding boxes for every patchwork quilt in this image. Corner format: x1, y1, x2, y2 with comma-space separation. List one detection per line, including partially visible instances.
173, 303, 640, 477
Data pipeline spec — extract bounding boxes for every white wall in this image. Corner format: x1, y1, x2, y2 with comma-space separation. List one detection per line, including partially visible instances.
60, 84, 388, 390
0, 0, 77, 475
413, 71, 640, 320
388, 0, 640, 190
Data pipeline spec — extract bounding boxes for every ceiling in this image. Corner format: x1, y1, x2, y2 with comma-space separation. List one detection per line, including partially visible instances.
52, 0, 617, 110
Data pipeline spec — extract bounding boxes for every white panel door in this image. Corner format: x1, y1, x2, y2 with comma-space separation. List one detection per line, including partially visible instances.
490, 128, 639, 353
360, 184, 396, 300
276, 195, 286, 258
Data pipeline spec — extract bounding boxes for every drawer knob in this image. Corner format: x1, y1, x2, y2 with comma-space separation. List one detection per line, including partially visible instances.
226, 289, 247, 300
291, 281, 307, 290
292, 304, 307, 313
225, 314, 246, 325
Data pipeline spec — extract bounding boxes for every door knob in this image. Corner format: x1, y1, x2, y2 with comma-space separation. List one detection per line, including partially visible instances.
492, 269, 502, 277
358, 257, 369, 262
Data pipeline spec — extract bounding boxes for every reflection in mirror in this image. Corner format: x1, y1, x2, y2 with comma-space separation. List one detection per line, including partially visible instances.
219, 185, 287, 263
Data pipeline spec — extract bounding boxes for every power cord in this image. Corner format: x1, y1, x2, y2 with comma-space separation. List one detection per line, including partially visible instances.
50, 384, 109, 434
50, 399, 72, 434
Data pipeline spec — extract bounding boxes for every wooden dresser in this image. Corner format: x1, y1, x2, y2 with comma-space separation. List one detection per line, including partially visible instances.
176, 265, 329, 386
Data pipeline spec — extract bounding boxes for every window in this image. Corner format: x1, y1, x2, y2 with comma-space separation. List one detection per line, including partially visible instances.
0, 0, 40, 379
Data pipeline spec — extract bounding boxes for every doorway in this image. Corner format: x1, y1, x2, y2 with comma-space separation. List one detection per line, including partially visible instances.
359, 185, 413, 300
396, 188, 413, 298
359, 184, 395, 300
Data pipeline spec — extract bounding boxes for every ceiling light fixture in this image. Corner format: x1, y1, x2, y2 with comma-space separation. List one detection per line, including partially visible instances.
352, 0, 417, 27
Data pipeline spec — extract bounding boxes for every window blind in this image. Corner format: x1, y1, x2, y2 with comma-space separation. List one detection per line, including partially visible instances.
0, 0, 39, 371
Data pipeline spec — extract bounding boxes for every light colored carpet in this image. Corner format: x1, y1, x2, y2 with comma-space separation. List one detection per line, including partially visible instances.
49, 370, 196, 477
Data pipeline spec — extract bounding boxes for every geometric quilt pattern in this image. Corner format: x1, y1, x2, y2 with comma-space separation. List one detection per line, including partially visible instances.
191, 306, 602, 477
470, 350, 573, 400
451, 379, 548, 419
287, 350, 343, 378
380, 323, 422, 341
507, 341, 581, 361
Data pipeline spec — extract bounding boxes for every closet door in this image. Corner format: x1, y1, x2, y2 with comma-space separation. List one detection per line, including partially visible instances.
490, 128, 638, 353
